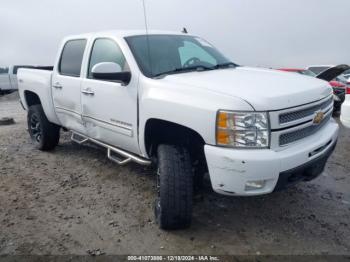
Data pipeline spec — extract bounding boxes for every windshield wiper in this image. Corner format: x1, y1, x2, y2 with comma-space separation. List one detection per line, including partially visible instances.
153, 65, 214, 78
212, 62, 238, 69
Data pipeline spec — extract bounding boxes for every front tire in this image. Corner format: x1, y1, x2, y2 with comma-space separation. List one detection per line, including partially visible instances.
27, 104, 60, 151
155, 144, 193, 229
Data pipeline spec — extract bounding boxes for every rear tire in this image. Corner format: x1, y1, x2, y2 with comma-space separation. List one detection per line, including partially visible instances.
154, 144, 193, 230
27, 104, 60, 151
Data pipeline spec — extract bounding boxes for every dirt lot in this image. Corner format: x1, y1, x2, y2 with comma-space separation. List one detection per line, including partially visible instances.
0, 93, 349, 256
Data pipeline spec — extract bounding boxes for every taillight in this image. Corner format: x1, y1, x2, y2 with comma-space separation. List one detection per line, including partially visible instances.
347, 87, 350, 94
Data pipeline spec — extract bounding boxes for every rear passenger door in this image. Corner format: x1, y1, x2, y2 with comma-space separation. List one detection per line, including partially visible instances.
52, 39, 87, 133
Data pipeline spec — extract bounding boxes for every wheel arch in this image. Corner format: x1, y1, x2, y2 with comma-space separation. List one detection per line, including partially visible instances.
24, 90, 42, 107
144, 118, 206, 160
22, 89, 61, 126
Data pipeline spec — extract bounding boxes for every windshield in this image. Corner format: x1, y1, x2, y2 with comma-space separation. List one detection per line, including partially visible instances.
125, 34, 235, 78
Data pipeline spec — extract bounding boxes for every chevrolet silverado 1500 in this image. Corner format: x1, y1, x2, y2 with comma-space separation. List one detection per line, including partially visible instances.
18, 30, 339, 229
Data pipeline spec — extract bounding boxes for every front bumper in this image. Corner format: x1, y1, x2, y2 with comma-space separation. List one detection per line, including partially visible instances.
204, 119, 339, 196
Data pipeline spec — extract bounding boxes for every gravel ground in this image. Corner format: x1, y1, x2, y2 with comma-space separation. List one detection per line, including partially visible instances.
0, 93, 349, 256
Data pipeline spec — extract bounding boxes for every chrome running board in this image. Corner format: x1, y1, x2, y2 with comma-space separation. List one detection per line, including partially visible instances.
71, 131, 151, 166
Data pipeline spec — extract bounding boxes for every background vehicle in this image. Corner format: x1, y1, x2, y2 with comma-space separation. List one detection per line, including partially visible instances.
307, 65, 350, 84
342, 69, 350, 82
278, 66, 350, 112
18, 30, 339, 229
330, 80, 347, 112
0, 65, 17, 94
344, 75, 350, 82
306, 65, 335, 75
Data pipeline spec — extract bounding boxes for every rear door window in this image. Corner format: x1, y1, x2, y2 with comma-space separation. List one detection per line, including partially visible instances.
59, 39, 87, 77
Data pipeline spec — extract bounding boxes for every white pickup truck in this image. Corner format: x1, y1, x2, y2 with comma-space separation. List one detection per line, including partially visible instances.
18, 30, 339, 229
0, 65, 19, 94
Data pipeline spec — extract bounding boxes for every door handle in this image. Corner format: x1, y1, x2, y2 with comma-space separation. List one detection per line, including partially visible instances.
82, 88, 95, 95
53, 82, 63, 89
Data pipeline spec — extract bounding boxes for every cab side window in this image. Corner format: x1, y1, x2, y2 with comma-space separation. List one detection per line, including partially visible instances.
59, 39, 87, 77
88, 38, 130, 79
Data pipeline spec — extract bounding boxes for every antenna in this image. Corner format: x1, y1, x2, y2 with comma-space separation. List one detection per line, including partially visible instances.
142, 0, 149, 35
182, 27, 188, 34
142, 0, 153, 75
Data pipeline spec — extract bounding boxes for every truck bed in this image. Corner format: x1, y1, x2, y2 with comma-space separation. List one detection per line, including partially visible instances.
17, 67, 60, 123
1, 66, 53, 93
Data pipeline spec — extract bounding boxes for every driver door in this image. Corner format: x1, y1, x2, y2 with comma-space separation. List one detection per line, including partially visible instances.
81, 38, 140, 155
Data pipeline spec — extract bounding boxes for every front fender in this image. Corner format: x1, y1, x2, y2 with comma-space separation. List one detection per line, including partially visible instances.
138, 78, 253, 157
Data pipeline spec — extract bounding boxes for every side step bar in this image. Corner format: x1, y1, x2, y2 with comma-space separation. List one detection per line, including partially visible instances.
71, 131, 151, 166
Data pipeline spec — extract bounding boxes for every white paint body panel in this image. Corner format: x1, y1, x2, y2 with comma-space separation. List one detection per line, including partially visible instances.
81, 76, 140, 154
138, 74, 254, 153
17, 30, 339, 197
159, 67, 332, 111
340, 95, 350, 128
51, 74, 85, 134
17, 69, 60, 125
79, 35, 142, 154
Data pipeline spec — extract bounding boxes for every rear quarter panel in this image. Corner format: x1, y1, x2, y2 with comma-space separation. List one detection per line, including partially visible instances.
18, 69, 61, 125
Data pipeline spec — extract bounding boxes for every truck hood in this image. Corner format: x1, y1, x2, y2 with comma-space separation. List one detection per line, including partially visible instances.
162, 66, 332, 111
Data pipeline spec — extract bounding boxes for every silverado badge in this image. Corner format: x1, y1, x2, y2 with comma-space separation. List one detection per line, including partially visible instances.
313, 111, 324, 125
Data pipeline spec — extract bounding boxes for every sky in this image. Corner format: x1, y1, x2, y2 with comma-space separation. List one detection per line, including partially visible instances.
0, 0, 349, 69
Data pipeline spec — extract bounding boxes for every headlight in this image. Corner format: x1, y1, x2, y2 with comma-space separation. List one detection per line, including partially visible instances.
216, 111, 270, 148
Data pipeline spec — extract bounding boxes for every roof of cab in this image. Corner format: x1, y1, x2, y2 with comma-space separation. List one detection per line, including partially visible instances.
64, 30, 190, 40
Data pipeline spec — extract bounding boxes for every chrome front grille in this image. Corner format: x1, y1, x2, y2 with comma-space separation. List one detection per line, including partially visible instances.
269, 95, 334, 148
279, 113, 331, 146
279, 96, 333, 124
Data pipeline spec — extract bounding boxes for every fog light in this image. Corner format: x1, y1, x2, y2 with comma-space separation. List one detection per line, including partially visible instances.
245, 180, 266, 191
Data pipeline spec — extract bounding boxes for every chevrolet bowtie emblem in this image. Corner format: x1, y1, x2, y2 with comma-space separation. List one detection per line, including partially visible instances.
313, 111, 324, 125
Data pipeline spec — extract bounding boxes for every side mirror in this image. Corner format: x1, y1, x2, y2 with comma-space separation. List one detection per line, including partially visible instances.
91, 62, 131, 85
